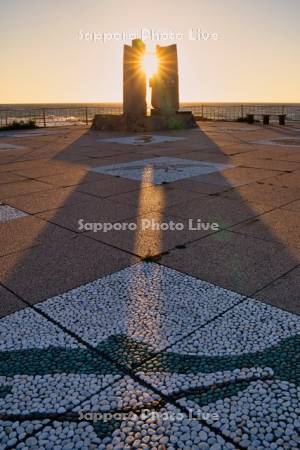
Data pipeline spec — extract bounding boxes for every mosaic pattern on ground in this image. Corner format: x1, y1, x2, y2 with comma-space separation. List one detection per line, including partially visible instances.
0, 262, 299, 449
219, 127, 261, 132
0, 143, 26, 152
98, 134, 186, 146
90, 157, 233, 184
0, 204, 28, 223
255, 137, 300, 147
0, 130, 65, 138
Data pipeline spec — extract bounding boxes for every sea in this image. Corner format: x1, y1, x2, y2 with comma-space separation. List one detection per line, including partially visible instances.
0, 103, 300, 127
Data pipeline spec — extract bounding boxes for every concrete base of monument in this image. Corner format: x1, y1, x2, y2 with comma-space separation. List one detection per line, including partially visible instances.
91, 111, 197, 132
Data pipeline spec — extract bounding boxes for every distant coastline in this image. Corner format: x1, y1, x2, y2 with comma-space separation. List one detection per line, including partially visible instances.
1, 103, 300, 127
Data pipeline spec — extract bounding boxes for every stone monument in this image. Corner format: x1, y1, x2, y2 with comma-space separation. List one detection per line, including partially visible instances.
150, 44, 179, 115
92, 40, 196, 131
123, 39, 147, 116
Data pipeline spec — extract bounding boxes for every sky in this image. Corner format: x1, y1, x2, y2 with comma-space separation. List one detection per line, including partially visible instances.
0, 0, 299, 103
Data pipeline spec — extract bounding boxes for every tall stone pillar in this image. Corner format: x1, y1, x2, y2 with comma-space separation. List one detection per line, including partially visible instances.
150, 44, 179, 114
123, 39, 147, 116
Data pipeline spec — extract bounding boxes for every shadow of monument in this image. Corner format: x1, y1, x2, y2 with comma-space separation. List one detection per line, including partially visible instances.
0, 122, 299, 310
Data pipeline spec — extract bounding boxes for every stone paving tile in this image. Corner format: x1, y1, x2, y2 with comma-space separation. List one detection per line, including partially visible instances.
254, 266, 300, 314
82, 142, 133, 155
213, 143, 258, 157
36, 170, 107, 188
191, 167, 279, 188
90, 157, 233, 184
0, 308, 122, 449
63, 145, 129, 158
25, 376, 235, 450
0, 159, 55, 174
1, 134, 51, 146
0, 157, 40, 168
199, 135, 241, 147
281, 198, 300, 212
169, 150, 231, 162
77, 176, 151, 199
261, 171, 300, 189
131, 138, 221, 154
160, 231, 299, 296
165, 179, 229, 195
0, 141, 59, 159
278, 152, 300, 163
231, 208, 300, 251
0, 236, 138, 303
13, 163, 84, 179
109, 186, 205, 214
85, 211, 216, 258
0, 286, 26, 318
231, 155, 300, 172
0, 173, 25, 184
4, 187, 92, 214
82, 154, 147, 168
221, 182, 300, 208
165, 196, 272, 229
218, 126, 262, 132
0, 156, 37, 168
0, 158, 16, 168
138, 299, 300, 449
52, 155, 93, 164
0, 205, 27, 223
0, 180, 55, 201
0, 215, 76, 257
242, 147, 291, 160
135, 147, 213, 158
36, 262, 244, 368
37, 197, 139, 232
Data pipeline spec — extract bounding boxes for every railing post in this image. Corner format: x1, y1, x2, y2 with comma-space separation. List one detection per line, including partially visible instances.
85, 107, 88, 125
43, 109, 46, 127
201, 104, 204, 118
241, 104, 244, 119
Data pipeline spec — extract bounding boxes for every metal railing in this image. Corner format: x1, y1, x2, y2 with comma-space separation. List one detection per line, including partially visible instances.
181, 104, 299, 121
0, 104, 299, 128
0, 106, 123, 128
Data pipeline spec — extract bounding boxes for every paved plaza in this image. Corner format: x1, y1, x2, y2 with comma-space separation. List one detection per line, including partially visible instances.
0, 122, 299, 449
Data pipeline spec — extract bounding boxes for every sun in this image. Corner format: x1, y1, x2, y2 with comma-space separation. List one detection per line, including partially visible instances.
141, 53, 159, 77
